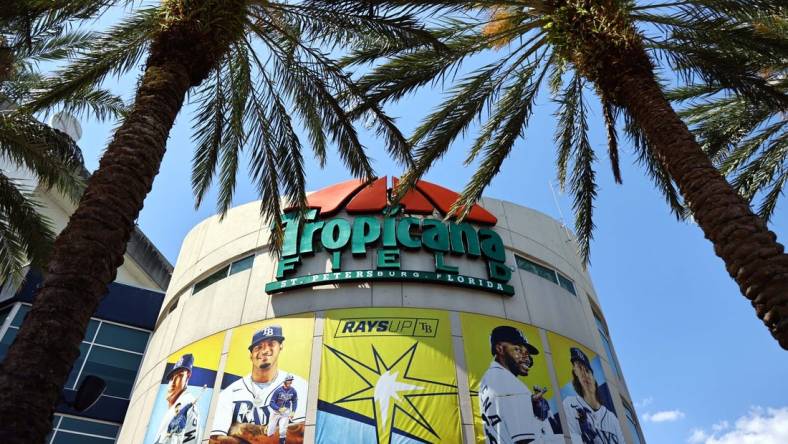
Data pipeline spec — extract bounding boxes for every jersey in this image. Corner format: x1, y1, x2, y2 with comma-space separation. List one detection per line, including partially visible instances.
270, 385, 298, 412
563, 395, 625, 444
209, 371, 308, 437
153, 391, 202, 444
479, 360, 555, 444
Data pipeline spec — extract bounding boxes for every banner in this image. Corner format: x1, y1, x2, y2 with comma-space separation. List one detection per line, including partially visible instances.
460, 313, 563, 444
317, 308, 461, 443
208, 314, 315, 444
547, 332, 625, 444
144, 331, 224, 444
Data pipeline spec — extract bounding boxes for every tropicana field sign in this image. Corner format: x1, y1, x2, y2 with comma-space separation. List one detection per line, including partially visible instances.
264, 177, 514, 296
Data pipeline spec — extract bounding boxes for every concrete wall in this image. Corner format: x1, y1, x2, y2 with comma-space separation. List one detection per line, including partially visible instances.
1, 153, 170, 292
120, 197, 641, 443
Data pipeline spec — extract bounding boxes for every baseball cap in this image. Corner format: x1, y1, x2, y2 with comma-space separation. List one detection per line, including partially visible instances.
248, 325, 285, 351
570, 347, 592, 370
166, 353, 194, 380
490, 325, 539, 355
284, 374, 294, 382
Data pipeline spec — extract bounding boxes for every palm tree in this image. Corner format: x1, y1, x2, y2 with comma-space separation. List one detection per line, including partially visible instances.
0, 1, 436, 442
346, 1, 788, 348
1, 1, 123, 283
0, 111, 84, 283
670, 12, 787, 223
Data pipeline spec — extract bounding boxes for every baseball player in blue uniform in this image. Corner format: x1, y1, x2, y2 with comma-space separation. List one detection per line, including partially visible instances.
267, 375, 298, 444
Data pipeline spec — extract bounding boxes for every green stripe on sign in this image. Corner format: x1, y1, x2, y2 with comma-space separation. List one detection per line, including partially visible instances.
265, 269, 514, 296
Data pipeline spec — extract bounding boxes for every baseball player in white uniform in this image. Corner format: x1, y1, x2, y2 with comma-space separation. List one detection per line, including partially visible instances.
153, 354, 203, 444
563, 348, 625, 444
479, 326, 558, 444
209, 325, 307, 443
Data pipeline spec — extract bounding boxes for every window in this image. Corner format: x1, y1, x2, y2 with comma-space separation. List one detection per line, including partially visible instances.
515, 255, 558, 283
11, 303, 29, 326
556, 273, 577, 295
0, 304, 149, 400
193, 254, 255, 294
594, 313, 623, 378
0, 305, 12, 327
192, 266, 229, 293
48, 414, 119, 443
0, 304, 28, 359
230, 255, 254, 275
623, 403, 645, 444
515, 255, 576, 295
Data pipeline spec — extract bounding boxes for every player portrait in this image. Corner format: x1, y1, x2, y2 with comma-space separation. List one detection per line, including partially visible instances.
460, 314, 562, 444
209, 315, 314, 444
547, 333, 625, 444
144, 333, 223, 444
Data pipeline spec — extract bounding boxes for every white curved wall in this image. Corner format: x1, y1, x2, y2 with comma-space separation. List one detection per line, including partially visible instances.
119, 196, 639, 443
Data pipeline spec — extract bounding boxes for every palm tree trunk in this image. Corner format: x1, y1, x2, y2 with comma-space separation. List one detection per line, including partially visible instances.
568, 3, 788, 349
0, 36, 13, 82
0, 27, 205, 444
616, 70, 788, 348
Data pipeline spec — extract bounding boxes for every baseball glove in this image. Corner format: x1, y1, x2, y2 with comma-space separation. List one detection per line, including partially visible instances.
225, 423, 272, 444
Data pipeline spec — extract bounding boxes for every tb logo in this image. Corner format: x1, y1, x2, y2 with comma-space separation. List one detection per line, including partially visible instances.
262, 327, 274, 336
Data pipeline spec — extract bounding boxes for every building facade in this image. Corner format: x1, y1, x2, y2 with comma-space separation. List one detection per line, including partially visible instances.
120, 177, 645, 444
0, 149, 172, 443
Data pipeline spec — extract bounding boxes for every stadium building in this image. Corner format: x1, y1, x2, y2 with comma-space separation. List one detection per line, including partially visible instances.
120, 177, 646, 444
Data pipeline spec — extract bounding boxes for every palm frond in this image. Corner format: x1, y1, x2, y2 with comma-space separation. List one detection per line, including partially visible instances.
23, 7, 159, 116
623, 113, 685, 218
732, 132, 788, 201
602, 98, 623, 184
758, 170, 787, 221
569, 89, 597, 265
554, 74, 583, 190
452, 59, 550, 220
0, 111, 85, 203
0, 174, 55, 284
191, 67, 227, 208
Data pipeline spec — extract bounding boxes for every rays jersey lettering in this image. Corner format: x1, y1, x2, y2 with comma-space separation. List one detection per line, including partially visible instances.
563, 395, 625, 444
210, 372, 307, 436
479, 361, 555, 444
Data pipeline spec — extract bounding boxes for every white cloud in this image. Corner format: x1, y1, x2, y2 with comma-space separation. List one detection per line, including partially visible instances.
643, 410, 686, 423
686, 407, 788, 444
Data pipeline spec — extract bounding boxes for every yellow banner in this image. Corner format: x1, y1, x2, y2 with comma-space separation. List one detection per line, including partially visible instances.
547, 332, 626, 444
209, 314, 315, 444
144, 331, 224, 444
317, 308, 461, 444
460, 313, 563, 443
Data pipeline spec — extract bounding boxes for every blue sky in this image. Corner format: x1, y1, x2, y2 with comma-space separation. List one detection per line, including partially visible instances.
65, 5, 788, 443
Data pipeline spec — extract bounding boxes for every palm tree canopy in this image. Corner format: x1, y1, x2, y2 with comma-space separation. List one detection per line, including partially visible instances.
0, 4, 444, 442
344, 0, 787, 263
25, 0, 442, 249
0, 1, 124, 283
671, 13, 788, 223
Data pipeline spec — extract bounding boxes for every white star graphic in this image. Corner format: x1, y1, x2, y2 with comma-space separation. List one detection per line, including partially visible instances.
374, 370, 424, 427
326, 343, 458, 443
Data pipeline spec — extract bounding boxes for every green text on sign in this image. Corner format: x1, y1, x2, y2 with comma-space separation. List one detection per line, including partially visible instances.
265, 269, 514, 296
